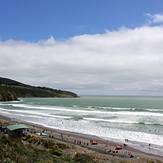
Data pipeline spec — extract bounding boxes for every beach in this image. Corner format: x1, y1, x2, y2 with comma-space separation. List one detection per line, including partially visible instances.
0, 114, 163, 163
1, 96, 163, 151
1, 96, 163, 162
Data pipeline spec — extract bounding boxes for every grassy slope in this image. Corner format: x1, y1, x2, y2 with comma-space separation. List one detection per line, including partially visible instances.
0, 134, 95, 163
0, 77, 78, 101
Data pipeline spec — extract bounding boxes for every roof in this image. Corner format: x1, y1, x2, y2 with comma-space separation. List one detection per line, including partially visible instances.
7, 124, 29, 131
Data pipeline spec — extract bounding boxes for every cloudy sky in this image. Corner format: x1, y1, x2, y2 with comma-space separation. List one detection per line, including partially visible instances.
0, 0, 163, 95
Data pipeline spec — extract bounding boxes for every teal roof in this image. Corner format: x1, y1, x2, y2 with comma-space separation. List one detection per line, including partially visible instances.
7, 124, 29, 131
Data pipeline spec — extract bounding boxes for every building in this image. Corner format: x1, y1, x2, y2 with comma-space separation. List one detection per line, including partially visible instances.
6, 124, 29, 137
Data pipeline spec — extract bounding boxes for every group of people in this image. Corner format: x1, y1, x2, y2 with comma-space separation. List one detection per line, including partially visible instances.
28, 127, 135, 159
73, 139, 89, 146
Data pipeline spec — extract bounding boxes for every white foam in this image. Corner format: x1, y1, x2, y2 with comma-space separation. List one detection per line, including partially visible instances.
1, 104, 163, 147
84, 117, 163, 126
145, 108, 163, 112
83, 117, 135, 123
16, 116, 163, 146
0, 107, 71, 119
8, 104, 163, 117
99, 106, 135, 110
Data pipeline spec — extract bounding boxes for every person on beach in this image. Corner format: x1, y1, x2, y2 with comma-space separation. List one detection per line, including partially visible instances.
149, 143, 151, 149
125, 139, 128, 142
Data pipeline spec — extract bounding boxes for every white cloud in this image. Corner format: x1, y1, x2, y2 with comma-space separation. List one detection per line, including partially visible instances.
146, 13, 163, 24
1, 26, 163, 95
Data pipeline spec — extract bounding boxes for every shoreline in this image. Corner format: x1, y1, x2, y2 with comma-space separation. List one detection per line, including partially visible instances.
0, 114, 163, 162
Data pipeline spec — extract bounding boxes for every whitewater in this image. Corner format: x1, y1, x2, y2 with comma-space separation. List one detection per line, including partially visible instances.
0, 96, 163, 155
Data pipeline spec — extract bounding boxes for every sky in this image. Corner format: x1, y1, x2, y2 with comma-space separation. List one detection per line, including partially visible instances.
0, 0, 163, 95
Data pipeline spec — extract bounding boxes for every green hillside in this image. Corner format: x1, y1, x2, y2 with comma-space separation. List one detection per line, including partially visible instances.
0, 77, 78, 101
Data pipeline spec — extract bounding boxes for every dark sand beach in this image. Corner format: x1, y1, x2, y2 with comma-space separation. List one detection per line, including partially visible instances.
0, 114, 163, 163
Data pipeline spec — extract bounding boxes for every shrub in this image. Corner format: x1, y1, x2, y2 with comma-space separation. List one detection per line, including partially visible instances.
49, 148, 62, 156
73, 153, 95, 163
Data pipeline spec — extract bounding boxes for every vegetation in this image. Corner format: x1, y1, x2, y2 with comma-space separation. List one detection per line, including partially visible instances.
0, 134, 95, 163
0, 77, 78, 101
0, 133, 162, 163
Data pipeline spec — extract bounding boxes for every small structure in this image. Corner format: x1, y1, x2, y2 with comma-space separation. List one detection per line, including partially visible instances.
36, 132, 47, 136
7, 124, 29, 137
115, 145, 123, 150
90, 139, 98, 145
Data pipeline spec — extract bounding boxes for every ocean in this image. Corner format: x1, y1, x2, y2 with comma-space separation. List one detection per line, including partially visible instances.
0, 96, 163, 155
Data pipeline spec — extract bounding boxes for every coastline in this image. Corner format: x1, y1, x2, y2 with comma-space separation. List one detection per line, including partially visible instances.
0, 114, 163, 162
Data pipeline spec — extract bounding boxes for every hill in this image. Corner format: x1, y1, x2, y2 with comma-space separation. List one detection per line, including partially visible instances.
0, 77, 78, 101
